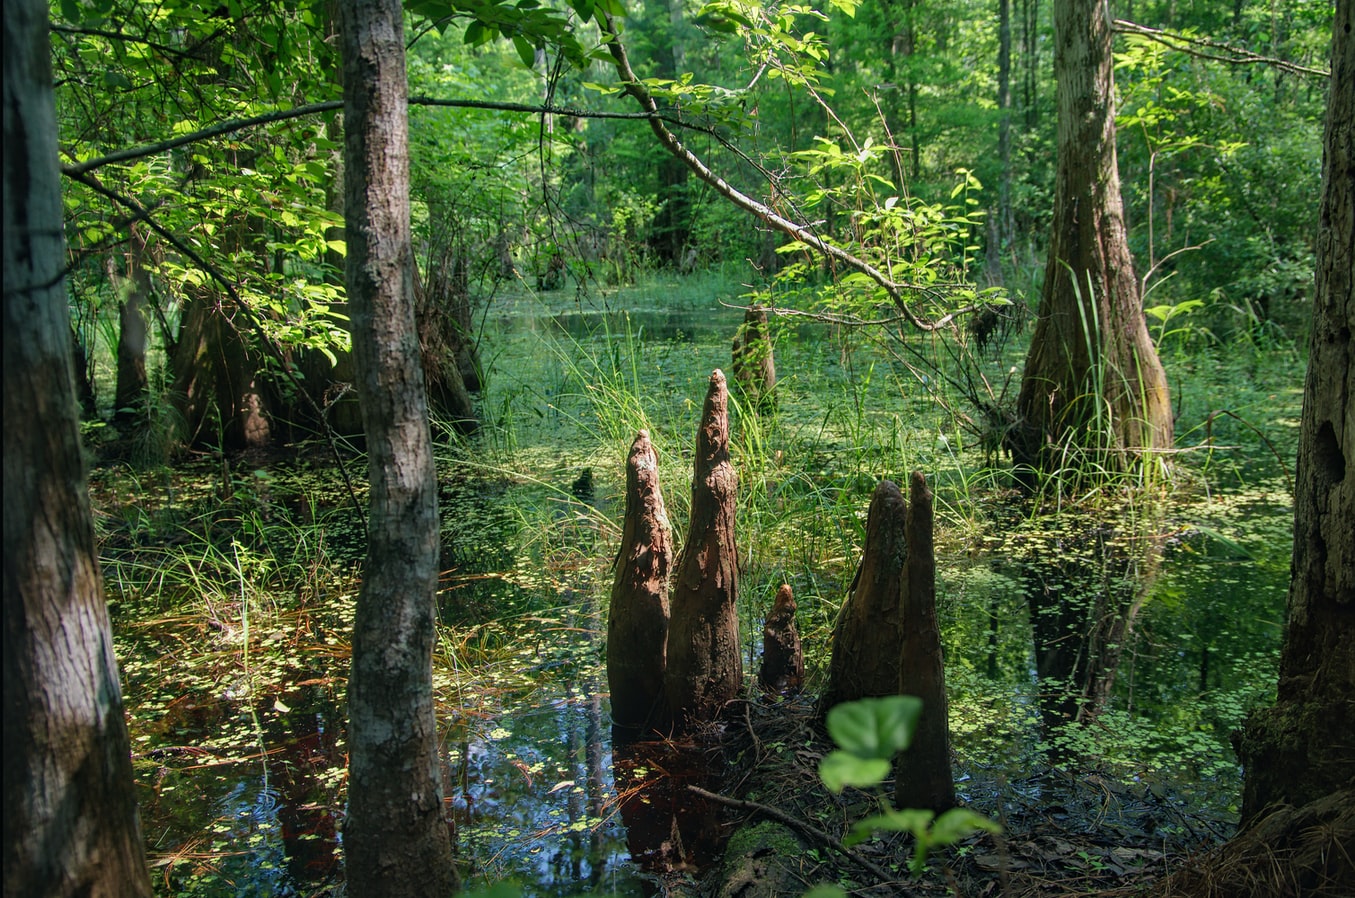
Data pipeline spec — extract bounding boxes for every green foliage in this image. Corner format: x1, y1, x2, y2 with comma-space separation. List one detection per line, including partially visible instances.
815, 697, 1000, 877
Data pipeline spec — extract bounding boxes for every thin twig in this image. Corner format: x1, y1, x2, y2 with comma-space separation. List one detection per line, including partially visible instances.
1112, 19, 1329, 79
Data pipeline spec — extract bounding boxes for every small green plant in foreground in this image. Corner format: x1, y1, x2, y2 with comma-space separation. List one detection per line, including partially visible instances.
818, 697, 1000, 880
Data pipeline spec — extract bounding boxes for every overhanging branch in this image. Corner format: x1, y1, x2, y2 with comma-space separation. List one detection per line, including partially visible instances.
598, 14, 972, 333
1112, 19, 1329, 79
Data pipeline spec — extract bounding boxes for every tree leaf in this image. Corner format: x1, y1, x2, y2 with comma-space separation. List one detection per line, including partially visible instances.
825, 695, 922, 759
818, 750, 890, 793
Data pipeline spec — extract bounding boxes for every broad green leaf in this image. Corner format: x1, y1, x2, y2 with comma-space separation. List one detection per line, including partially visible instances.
513, 35, 536, 68
819, 750, 890, 793
825, 696, 922, 760
929, 808, 1002, 844
843, 808, 933, 846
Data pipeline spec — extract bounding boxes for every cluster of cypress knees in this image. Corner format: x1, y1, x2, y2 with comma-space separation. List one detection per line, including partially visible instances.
606, 363, 955, 814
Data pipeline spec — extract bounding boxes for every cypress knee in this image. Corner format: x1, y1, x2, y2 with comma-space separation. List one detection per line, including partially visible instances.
731, 304, 776, 414
759, 584, 804, 694
895, 472, 955, 813
665, 370, 742, 730
607, 430, 673, 735
821, 480, 908, 712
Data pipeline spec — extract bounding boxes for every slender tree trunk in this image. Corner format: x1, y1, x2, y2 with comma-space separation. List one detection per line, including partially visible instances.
996, 0, 1014, 253
2, 1, 153, 893
110, 226, 151, 427
1012, 0, 1172, 483
1239, 0, 1355, 821
665, 370, 742, 730
338, 0, 458, 893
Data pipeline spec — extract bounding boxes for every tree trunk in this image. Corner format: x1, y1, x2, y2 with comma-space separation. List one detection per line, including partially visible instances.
665, 370, 742, 730
338, 0, 459, 893
2, 1, 153, 893
895, 472, 955, 813
169, 289, 273, 450
1238, 0, 1355, 822
110, 227, 151, 428
731, 304, 777, 415
608, 429, 674, 735
822, 479, 908, 711
1012, 0, 1172, 484
759, 584, 804, 694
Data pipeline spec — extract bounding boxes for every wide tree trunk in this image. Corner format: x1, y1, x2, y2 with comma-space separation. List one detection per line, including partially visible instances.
1238, 0, 1355, 822
821, 479, 908, 711
608, 429, 674, 734
338, 0, 458, 893
665, 370, 742, 730
110, 227, 151, 428
1012, 0, 1172, 484
170, 288, 273, 451
2, 1, 153, 893
731, 304, 777, 415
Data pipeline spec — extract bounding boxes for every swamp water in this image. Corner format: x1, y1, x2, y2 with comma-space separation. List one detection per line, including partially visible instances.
102, 289, 1298, 896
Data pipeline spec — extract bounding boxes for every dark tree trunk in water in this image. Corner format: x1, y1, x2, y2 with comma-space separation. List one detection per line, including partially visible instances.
895, 473, 954, 813
822, 479, 908, 711
3, 1, 153, 892
170, 289, 273, 450
1238, 0, 1355, 823
665, 370, 741, 730
731, 305, 777, 415
1011, 0, 1171, 483
110, 227, 151, 428
1024, 524, 1159, 739
759, 584, 804, 693
414, 264, 477, 433
608, 429, 673, 735
338, 0, 458, 893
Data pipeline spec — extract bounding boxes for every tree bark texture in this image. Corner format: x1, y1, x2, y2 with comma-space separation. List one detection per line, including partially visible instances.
414, 263, 477, 432
1012, 0, 1172, 481
2, 1, 153, 893
759, 584, 804, 694
895, 473, 955, 813
608, 430, 674, 734
821, 479, 908, 711
731, 304, 777, 415
170, 288, 274, 450
1239, 0, 1355, 822
338, 0, 458, 893
666, 370, 742, 730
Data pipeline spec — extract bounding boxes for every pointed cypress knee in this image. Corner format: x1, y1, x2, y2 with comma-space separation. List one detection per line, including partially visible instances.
821, 480, 908, 713
665, 370, 742, 731
607, 430, 673, 736
759, 584, 804, 694
895, 471, 955, 813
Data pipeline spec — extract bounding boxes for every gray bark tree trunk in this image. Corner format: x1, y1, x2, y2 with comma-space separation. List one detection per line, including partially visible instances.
1239, 0, 1355, 821
1012, 0, 1172, 484
3, 1, 153, 893
337, 0, 458, 893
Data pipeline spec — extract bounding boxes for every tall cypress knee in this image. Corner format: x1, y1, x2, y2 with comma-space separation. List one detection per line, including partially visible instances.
895, 472, 955, 813
608, 430, 673, 735
665, 370, 741, 730
822, 479, 908, 712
